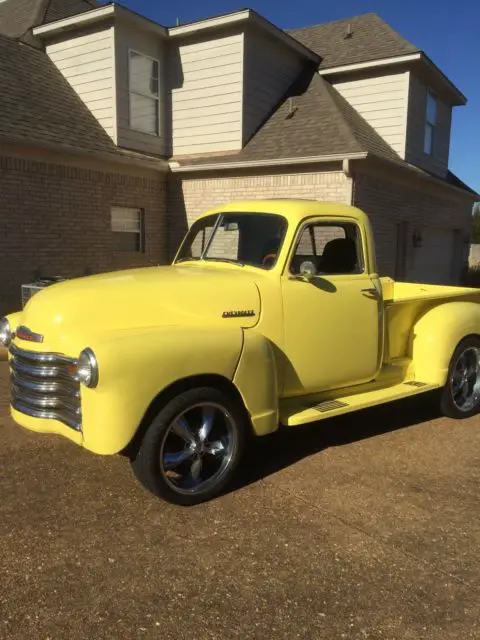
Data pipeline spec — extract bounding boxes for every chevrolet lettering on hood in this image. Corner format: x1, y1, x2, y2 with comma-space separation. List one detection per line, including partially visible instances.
222, 310, 256, 318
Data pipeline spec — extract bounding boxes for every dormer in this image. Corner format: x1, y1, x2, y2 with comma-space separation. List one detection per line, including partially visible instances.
33, 4, 168, 156
167, 10, 317, 157
291, 14, 467, 179
322, 54, 465, 179
33, 6, 317, 158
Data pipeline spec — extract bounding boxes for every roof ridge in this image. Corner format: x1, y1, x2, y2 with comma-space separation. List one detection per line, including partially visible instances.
311, 74, 363, 153
377, 17, 419, 52
288, 12, 379, 33
322, 80, 369, 151
35, 0, 51, 30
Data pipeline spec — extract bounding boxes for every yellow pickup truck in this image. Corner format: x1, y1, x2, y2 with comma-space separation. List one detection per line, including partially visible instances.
2, 200, 480, 505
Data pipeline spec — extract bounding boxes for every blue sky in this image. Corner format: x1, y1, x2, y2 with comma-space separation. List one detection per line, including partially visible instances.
111, 0, 479, 193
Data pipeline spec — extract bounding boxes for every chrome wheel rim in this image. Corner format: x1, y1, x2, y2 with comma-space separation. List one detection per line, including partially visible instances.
451, 347, 480, 412
159, 402, 238, 496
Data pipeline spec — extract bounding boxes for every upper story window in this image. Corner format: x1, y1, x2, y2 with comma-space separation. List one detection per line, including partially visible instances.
424, 90, 437, 155
129, 50, 160, 136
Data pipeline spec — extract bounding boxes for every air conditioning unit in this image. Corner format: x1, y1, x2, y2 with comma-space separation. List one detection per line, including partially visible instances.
21, 277, 66, 308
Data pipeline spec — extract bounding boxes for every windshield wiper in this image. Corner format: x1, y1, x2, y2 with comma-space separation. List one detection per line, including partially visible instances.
175, 257, 199, 264
204, 258, 245, 266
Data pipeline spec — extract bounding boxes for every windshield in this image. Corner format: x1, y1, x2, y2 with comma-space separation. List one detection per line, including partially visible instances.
175, 212, 287, 270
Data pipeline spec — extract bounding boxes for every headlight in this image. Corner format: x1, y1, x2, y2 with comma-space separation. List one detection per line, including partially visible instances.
76, 348, 99, 388
0, 318, 12, 347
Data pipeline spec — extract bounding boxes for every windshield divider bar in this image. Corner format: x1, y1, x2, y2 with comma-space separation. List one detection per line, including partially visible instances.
200, 214, 223, 260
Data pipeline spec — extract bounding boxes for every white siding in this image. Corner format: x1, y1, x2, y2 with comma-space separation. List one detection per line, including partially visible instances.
46, 27, 116, 141
332, 70, 409, 157
169, 32, 244, 156
243, 29, 303, 144
405, 74, 451, 178
114, 22, 167, 156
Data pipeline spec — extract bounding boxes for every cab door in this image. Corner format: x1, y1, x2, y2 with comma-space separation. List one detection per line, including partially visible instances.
281, 218, 382, 397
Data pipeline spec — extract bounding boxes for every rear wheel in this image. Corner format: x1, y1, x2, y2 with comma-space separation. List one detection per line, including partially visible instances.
441, 336, 480, 419
131, 387, 247, 506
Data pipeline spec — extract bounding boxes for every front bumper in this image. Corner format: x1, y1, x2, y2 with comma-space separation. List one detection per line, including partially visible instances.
11, 405, 83, 447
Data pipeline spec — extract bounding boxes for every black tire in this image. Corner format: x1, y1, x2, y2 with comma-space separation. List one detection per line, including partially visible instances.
440, 336, 480, 419
130, 387, 247, 506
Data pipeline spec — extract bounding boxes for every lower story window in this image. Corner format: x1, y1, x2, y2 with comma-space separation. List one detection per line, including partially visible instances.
111, 207, 144, 252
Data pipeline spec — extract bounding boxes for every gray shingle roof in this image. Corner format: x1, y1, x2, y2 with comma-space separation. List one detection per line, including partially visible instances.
175, 70, 401, 166
289, 13, 420, 69
0, 34, 118, 155
44, 0, 97, 23
0, 0, 97, 39
0, 34, 163, 168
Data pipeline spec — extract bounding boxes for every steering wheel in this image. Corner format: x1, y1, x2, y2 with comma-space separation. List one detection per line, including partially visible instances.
262, 252, 277, 268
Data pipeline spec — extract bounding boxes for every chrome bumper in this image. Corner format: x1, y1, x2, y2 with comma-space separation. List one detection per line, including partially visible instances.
9, 344, 82, 431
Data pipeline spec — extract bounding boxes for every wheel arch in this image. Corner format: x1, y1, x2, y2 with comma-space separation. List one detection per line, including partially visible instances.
123, 373, 252, 458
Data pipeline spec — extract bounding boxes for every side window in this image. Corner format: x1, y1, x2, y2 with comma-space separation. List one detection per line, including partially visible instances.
111, 207, 144, 252
290, 222, 363, 275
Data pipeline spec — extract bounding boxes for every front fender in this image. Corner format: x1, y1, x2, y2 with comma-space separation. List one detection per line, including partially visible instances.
411, 302, 480, 385
233, 331, 279, 435
81, 325, 243, 454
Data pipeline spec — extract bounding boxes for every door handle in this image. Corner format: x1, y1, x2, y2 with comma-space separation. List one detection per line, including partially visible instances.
361, 287, 380, 296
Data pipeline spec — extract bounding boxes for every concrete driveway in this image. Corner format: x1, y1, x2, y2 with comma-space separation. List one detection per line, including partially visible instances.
1, 360, 480, 639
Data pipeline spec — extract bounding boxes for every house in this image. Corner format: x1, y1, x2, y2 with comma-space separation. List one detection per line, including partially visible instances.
0, 0, 477, 315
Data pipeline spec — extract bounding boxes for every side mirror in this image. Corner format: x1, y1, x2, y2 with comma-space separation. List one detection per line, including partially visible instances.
299, 260, 317, 280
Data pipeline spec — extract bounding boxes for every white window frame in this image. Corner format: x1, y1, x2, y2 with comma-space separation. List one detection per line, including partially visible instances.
128, 48, 160, 136
111, 206, 144, 253
424, 89, 437, 156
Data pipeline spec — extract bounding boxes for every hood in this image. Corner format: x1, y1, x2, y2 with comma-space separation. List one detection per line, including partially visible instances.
17, 265, 261, 352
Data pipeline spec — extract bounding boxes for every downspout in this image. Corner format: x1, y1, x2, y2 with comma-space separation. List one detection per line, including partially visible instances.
342, 157, 355, 205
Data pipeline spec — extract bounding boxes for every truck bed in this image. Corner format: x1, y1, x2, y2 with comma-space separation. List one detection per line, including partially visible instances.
381, 278, 480, 362
381, 278, 480, 305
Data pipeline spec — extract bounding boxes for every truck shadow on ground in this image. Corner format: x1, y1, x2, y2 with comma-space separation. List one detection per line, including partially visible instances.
230, 393, 442, 494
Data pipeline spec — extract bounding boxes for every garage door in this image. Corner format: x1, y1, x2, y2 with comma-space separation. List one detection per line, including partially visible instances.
406, 227, 455, 284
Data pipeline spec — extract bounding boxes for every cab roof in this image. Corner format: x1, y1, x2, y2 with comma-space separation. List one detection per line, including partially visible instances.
201, 199, 367, 226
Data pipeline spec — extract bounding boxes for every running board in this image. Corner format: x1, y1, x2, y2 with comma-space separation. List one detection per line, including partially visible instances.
281, 381, 440, 427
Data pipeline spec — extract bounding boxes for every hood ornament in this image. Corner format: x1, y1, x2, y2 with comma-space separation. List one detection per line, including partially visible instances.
15, 326, 44, 343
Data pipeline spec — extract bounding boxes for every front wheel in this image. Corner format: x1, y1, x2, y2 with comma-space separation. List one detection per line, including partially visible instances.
441, 336, 480, 419
130, 387, 247, 506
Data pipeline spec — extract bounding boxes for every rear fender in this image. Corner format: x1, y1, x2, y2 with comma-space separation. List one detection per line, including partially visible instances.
411, 302, 480, 385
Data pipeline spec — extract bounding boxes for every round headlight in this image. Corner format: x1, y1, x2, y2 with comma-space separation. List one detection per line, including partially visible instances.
77, 348, 99, 388
0, 318, 12, 347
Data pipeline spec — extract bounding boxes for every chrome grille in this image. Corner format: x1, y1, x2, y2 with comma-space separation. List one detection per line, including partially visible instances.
9, 344, 81, 431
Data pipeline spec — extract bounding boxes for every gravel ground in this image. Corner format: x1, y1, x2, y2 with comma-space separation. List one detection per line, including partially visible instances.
1, 361, 479, 640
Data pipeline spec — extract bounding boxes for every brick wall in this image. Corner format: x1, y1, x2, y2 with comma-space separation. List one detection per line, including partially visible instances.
168, 168, 352, 256
0, 155, 167, 315
353, 170, 473, 280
